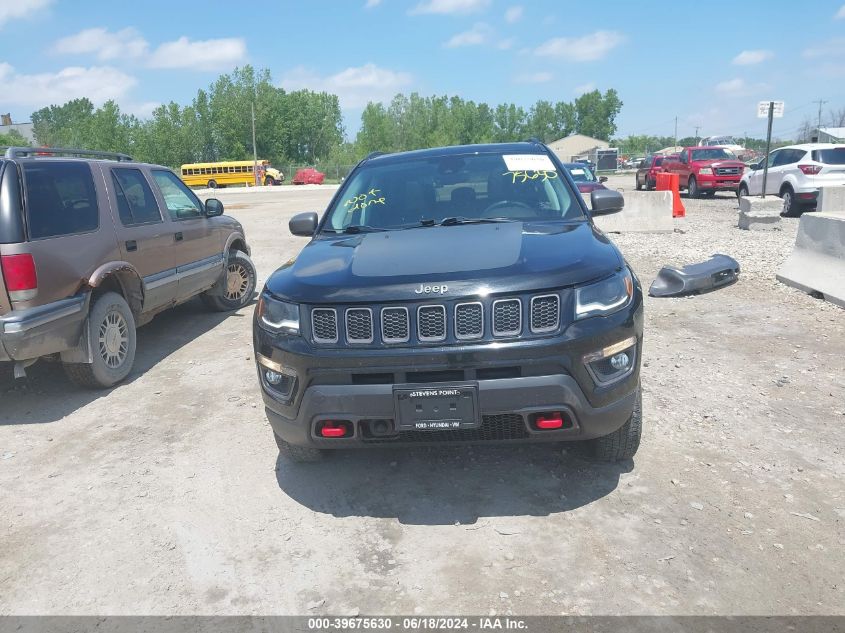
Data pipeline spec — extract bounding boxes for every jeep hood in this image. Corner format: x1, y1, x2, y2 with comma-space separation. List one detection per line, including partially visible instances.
265, 221, 624, 303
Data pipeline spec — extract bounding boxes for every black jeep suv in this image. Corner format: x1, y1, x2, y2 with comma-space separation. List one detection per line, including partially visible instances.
253, 142, 643, 462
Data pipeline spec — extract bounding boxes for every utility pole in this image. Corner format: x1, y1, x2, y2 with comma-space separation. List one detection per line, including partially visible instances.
814, 99, 827, 140
694, 126, 700, 144
761, 101, 775, 199
674, 116, 678, 150
251, 101, 258, 186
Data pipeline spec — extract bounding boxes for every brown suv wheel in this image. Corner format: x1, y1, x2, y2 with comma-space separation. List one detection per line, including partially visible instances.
64, 292, 137, 389
201, 250, 257, 311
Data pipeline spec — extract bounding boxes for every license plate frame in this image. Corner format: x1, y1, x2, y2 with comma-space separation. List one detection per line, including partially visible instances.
393, 384, 480, 431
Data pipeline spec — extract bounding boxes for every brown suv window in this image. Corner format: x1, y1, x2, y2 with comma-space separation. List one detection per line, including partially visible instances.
152, 170, 204, 220
23, 162, 98, 239
112, 169, 162, 226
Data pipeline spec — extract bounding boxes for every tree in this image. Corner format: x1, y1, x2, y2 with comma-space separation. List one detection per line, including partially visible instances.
493, 103, 527, 142
0, 129, 29, 146
574, 89, 623, 140
31, 98, 96, 147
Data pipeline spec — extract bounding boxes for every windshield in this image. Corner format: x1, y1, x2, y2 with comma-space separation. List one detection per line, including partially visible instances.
324, 152, 583, 232
691, 148, 735, 161
812, 148, 845, 165
566, 165, 596, 182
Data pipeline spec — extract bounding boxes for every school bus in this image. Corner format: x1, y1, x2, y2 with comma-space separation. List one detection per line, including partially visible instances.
179, 160, 285, 188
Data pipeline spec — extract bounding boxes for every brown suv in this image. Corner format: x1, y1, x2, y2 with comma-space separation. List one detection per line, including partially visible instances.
0, 147, 255, 388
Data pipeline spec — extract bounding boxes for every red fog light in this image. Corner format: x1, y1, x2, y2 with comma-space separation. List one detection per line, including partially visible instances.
534, 412, 565, 430
319, 421, 351, 438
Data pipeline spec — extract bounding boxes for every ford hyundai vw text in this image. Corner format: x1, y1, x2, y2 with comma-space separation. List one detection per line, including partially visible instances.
253, 142, 644, 463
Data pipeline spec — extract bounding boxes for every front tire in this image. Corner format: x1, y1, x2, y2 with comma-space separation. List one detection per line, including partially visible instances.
201, 250, 257, 312
687, 176, 699, 198
64, 292, 137, 389
586, 387, 642, 462
274, 431, 325, 462
264, 176, 275, 186
738, 183, 748, 202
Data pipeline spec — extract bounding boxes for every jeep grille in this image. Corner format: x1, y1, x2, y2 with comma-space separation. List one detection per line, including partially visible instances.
311, 308, 338, 343
530, 295, 560, 333
308, 291, 563, 346
455, 302, 483, 339
492, 299, 522, 336
345, 308, 373, 343
418, 305, 447, 342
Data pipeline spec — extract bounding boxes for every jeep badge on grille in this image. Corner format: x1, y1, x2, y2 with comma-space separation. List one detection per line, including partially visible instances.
415, 284, 448, 294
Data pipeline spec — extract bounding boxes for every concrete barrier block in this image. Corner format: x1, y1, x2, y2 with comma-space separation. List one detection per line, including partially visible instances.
738, 196, 782, 230
776, 212, 845, 308
817, 187, 845, 215
594, 190, 673, 233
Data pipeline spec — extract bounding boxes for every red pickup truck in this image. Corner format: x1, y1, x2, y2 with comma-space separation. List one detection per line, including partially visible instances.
662, 147, 746, 198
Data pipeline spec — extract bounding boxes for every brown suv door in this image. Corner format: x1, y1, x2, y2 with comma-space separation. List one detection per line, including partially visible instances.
103, 165, 178, 312
149, 169, 224, 302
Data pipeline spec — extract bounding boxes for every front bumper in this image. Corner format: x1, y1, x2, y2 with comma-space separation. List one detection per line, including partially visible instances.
697, 176, 741, 191
254, 297, 643, 449
0, 294, 89, 362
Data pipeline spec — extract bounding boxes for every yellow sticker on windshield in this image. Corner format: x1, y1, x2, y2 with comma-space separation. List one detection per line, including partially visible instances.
344, 188, 386, 213
502, 170, 558, 184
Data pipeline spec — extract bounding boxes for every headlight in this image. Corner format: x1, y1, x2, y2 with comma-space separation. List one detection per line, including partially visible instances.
575, 269, 634, 320
256, 293, 300, 334
699, 168, 713, 175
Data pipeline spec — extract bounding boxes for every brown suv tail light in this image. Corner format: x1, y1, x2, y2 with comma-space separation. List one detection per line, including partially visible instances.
1, 253, 38, 301
798, 164, 822, 175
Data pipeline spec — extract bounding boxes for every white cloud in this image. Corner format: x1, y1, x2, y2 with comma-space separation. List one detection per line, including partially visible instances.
365, 0, 382, 7
280, 63, 412, 109
574, 82, 596, 95
444, 22, 491, 47
497, 38, 514, 50
504, 5, 523, 23
147, 37, 247, 71
53, 28, 246, 71
732, 49, 773, 65
410, 0, 490, 15
713, 78, 770, 96
54, 27, 148, 61
534, 31, 624, 61
715, 78, 745, 94
835, 4, 845, 18
514, 72, 553, 84
0, 0, 52, 28
123, 101, 160, 118
803, 37, 845, 58
0, 62, 137, 107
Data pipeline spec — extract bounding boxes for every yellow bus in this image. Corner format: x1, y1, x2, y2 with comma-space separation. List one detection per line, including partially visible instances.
179, 160, 285, 189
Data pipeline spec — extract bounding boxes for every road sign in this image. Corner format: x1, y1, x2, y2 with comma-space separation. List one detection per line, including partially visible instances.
758, 101, 785, 118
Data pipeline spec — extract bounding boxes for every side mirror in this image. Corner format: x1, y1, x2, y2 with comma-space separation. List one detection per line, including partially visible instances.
205, 198, 224, 217
750, 162, 761, 171
289, 211, 319, 236
590, 189, 625, 216
599, 176, 608, 183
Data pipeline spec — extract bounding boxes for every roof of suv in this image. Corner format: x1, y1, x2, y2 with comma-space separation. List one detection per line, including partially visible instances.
363, 141, 548, 165
772, 143, 845, 151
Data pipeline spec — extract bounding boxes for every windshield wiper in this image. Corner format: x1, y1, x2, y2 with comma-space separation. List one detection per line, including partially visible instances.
437, 216, 518, 226
336, 225, 391, 234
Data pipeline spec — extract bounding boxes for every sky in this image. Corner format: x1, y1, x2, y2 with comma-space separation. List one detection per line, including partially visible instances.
2, 0, 845, 142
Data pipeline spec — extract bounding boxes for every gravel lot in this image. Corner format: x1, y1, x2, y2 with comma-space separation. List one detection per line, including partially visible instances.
1, 178, 843, 616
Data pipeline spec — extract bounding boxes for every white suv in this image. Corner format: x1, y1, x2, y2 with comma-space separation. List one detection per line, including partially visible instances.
738, 143, 845, 216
